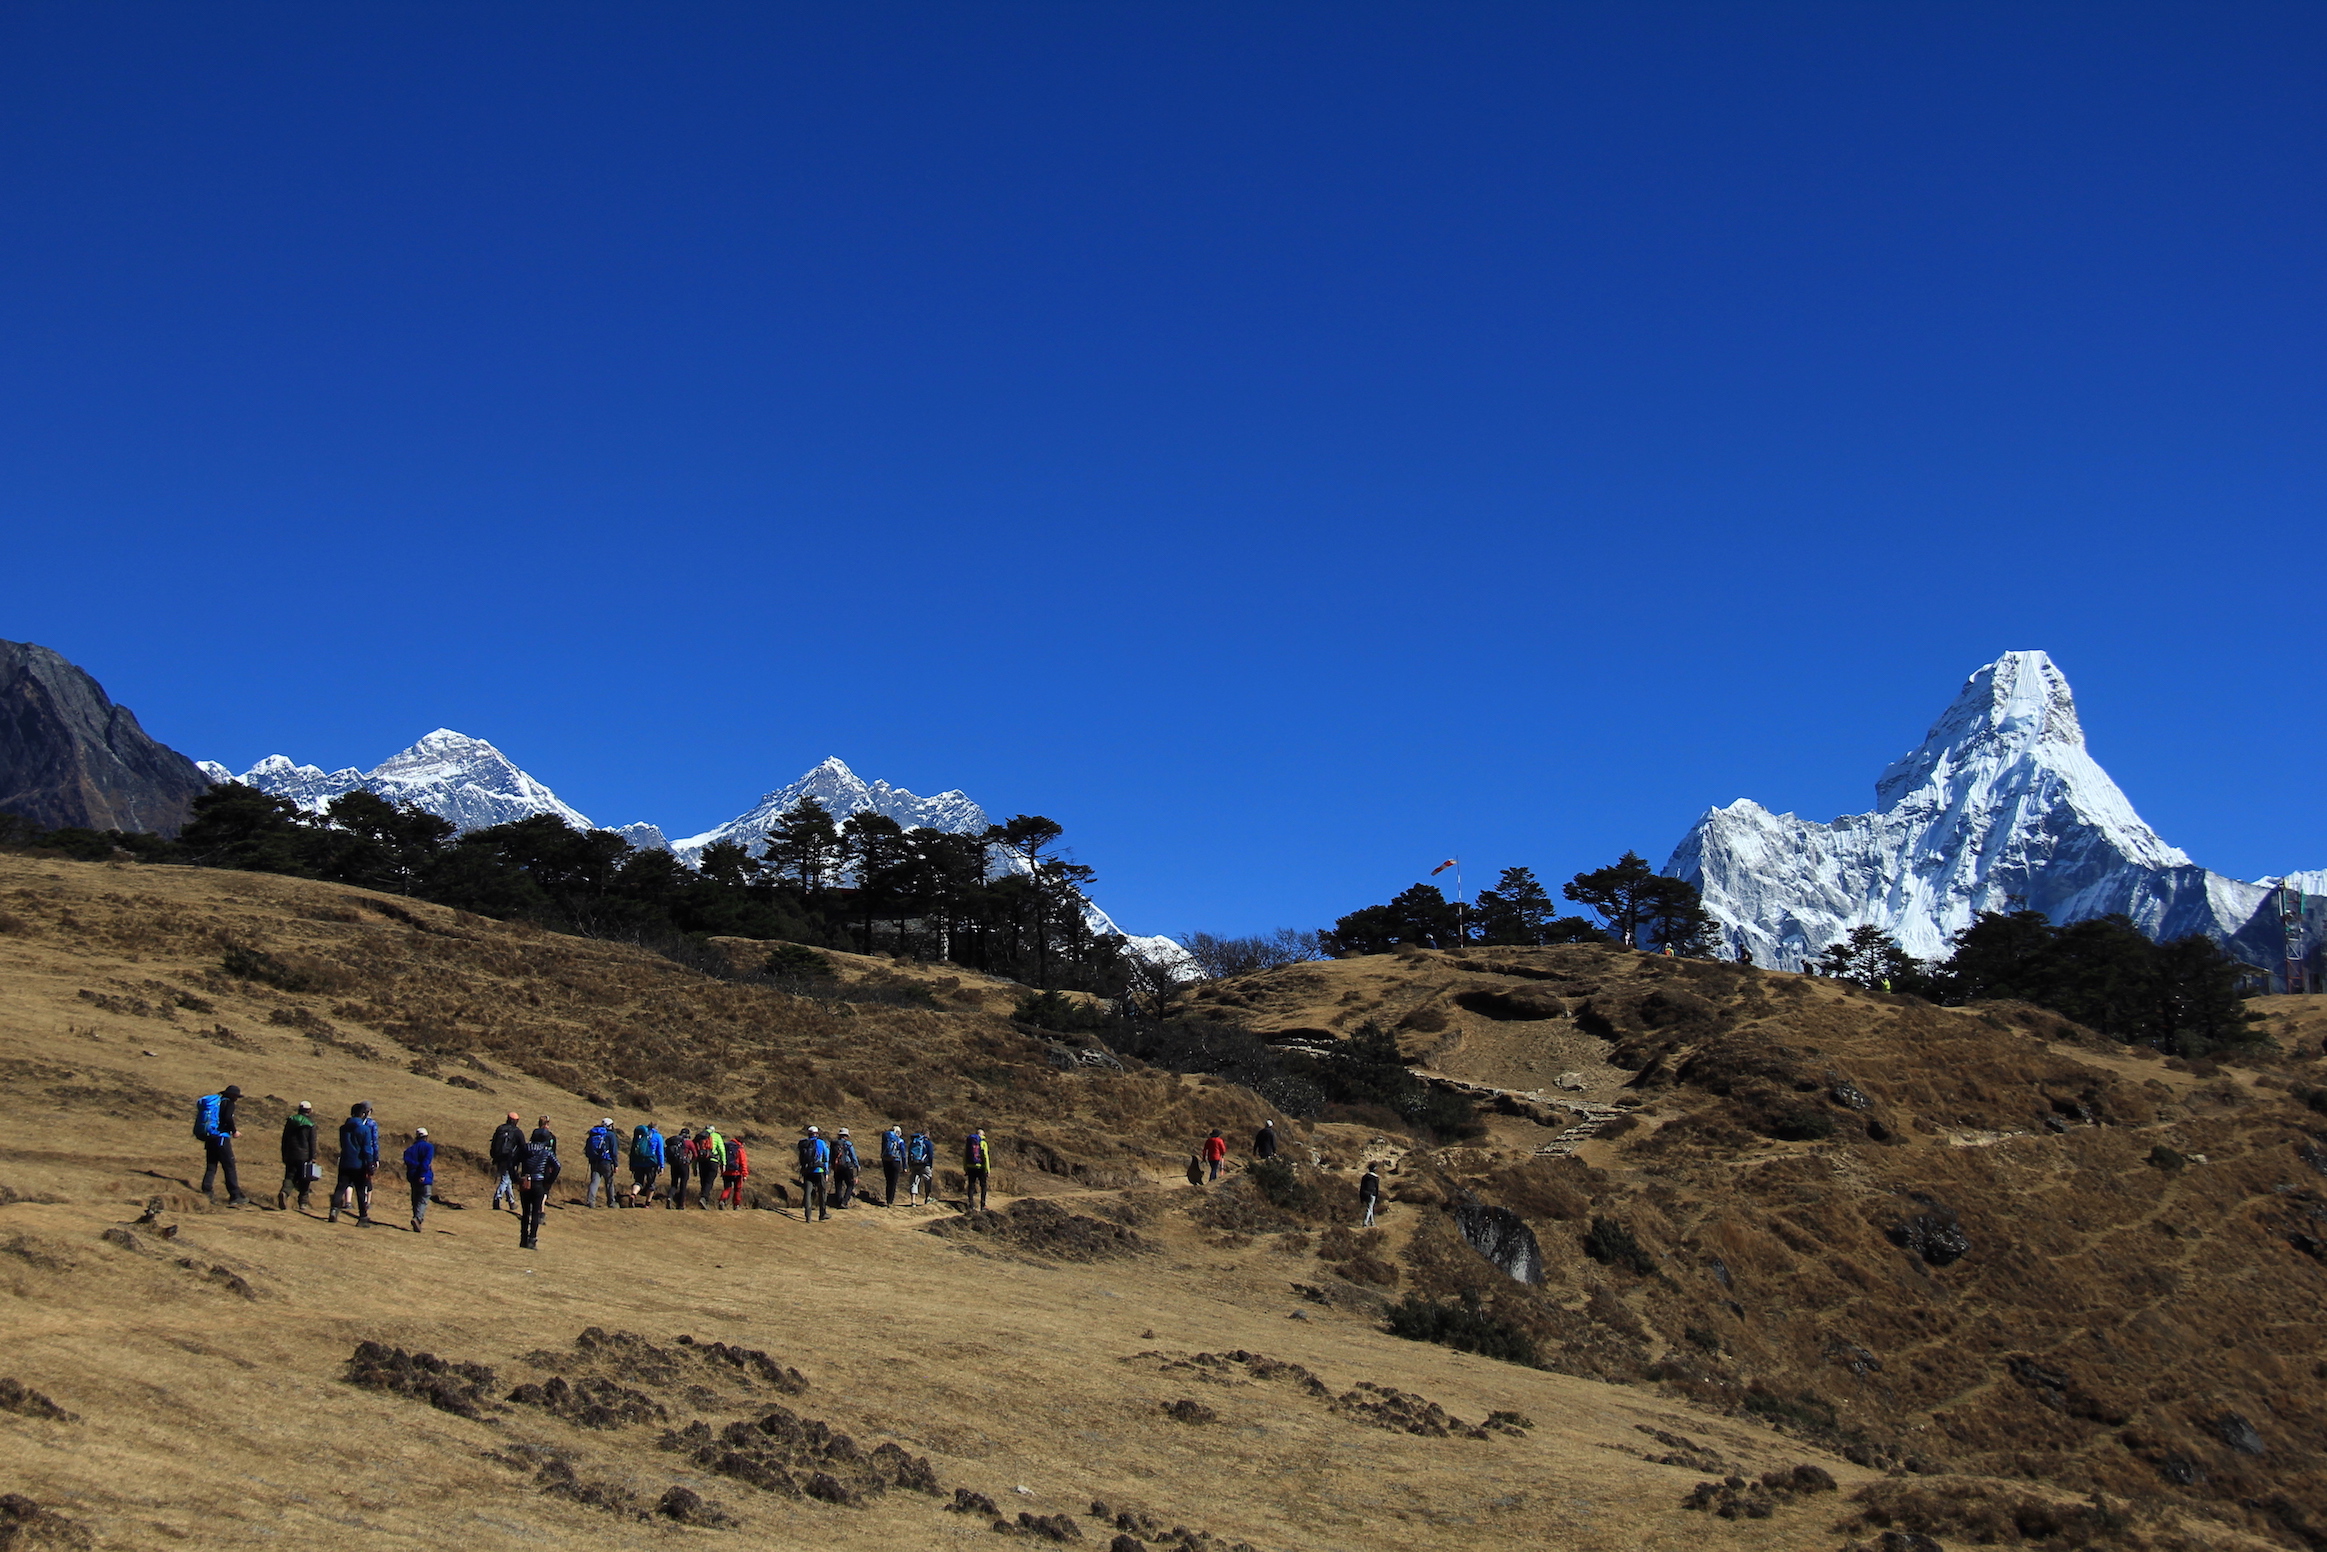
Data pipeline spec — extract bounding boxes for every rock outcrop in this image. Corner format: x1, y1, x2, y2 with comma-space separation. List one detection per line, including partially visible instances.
0, 640, 212, 835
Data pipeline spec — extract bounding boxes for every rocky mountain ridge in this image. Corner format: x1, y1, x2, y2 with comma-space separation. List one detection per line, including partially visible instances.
0, 638, 213, 835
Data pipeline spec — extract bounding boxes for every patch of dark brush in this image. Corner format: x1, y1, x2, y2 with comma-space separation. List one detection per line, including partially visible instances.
925, 1198, 1149, 1262
344, 1341, 499, 1419
0, 1493, 92, 1551
659, 1402, 940, 1504
1681, 1463, 1838, 1520
506, 1375, 668, 1430
0, 1379, 76, 1424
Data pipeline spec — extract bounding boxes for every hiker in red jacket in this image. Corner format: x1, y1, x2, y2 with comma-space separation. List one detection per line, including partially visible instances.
718, 1138, 749, 1209
1202, 1129, 1228, 1182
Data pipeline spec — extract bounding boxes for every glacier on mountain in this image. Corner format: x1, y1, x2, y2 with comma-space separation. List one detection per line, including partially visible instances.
1664, 651, 2323, 981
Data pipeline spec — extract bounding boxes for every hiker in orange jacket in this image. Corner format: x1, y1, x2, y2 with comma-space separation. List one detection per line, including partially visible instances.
1202, 1129, 1227, 1182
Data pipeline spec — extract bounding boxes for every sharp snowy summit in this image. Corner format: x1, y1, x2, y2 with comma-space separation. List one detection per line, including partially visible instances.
669, 757, 989, 867
213, 730, 595, 834
1664, 650, 2321, 978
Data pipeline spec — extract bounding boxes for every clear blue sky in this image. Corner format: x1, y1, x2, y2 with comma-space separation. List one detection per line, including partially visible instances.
3, 3, 2321, 936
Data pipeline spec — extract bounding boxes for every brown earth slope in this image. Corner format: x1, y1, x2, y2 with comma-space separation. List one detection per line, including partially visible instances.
0, 856, 2303, 1550
1192, 943, 2327, 1549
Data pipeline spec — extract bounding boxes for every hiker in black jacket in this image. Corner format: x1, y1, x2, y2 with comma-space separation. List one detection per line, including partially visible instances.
1254, 1120, 1279, 1160
277, 1101, 318, 1211
516, 1126, 560, 1250
488, 1112, 526, 1211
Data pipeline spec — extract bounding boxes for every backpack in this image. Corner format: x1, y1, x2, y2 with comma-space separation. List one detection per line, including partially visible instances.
586, 1126, 616, 1165
907, 1134, 932, 1168
965, 1136, 989, 1171
521, 1140, 559, 1186
192, 1093, 222, 1142
630, 1130, 658, 1166
725, 1143, 748, 1176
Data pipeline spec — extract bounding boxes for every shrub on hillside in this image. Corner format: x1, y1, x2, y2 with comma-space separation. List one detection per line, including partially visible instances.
1383, 1293, 1539, 1366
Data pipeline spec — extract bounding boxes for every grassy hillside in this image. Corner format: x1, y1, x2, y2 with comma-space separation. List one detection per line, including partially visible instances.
0, 854, 2302, 1550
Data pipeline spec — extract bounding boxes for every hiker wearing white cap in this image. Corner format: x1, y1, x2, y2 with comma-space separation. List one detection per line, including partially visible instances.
277, 1100, 318, 1212
583, 1117, 620, 1207
795, 1125, 831, 1221
403, 1128, 435, 1232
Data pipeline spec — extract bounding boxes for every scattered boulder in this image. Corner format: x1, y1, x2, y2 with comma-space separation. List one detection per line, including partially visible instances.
1454, 1203, 1542, 1285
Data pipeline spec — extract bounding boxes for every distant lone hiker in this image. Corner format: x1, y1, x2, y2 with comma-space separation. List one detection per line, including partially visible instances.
194, 1084, 248, 1206
403, 1128, 435, 1232
1253, 1121, 1278, 1161
963, 1130, 992, 1211
628, 1122, 665, 1206
879, 1125, 906, 1206
1358, 1163, 1383, 1228
584, 1117, 619, 1208
488, 1112, 525, 1212
1203, 1129, 1227, 1182
331, 1102, 379, 1227
904, 1130, 934, 1204
277, 1100, 317, 1212
796, 1126, 831, 1221
516, 1125, 560, 1251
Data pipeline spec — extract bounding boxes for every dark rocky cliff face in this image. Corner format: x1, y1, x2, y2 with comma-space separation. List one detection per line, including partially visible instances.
0, 641, 213, 836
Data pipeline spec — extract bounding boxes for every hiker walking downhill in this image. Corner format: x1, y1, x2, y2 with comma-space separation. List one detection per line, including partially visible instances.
195, 1084, 249, 1205
584, 1118, 619, 1207
628, 1122, 665, 1206
516, 1124, 559, 1250
277, 1100, 317, 1211
963, 1129, 992, 1211
668, 1128, 695, 1208
331, 1102, 380, 1226
488, 1112, 526, 1212
1254, 1120, 1279, 1161
879, 1125, 906, 1206
695, 1126, 726, 1209
1358, 1163, 1383, 1228
718, 1136, 749, 1209
796, 1126, 831, 1221
831, 1128, 860, 1209
403, 1129, 434, 1232
904, 1130, 934, 1204
1203, 1129, 1228, 1182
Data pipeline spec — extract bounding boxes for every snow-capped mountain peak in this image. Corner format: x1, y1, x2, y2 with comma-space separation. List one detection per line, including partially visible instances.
215, 731, 592, 834
1666, 651, 2310, 973
673, 757, 988, 864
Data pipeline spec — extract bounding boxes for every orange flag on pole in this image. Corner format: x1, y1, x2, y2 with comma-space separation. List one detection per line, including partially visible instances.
1430, 859, 1458, 875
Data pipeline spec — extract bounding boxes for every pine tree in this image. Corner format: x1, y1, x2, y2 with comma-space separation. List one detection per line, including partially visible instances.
1470, 866, 1557, 945
763, 797, 843, 894
1563, 851, 1665, 948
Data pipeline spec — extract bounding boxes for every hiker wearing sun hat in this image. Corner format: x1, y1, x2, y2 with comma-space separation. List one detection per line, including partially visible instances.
403, 1128, 436, 1232
276, 1100, 318, 1211
488, 1112, 526, 1211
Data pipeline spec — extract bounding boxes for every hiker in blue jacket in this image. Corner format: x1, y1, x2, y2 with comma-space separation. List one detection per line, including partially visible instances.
832, 1128, 861, 1209
627, 1123, 665, 1206
905, 1130, 934, 1204
584, 1117, 619, 1208
330, 1101, 380, 1226
795, 1125, 832, 1222
403, 1128, 435, 1232
517, 1125, 560, 1250
194, 1084, 250, 1206
879, 1125, 906, 1206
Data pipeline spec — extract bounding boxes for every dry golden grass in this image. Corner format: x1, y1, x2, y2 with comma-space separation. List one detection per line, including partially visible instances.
0, 857, 2299, 1550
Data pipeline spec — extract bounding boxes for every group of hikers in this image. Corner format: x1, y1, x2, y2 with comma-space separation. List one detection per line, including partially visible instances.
196, 1087, 1385, 1250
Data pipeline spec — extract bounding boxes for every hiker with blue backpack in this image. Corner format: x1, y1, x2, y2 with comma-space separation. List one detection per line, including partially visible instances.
627, 1122, 665, 1206
330, 1101, 379, 1226
193, 1084, 250, 1206
403, 1128, 435, 1232
879, 1125, 906, 1206
905, 1130, 934, 1204
795, 1125, 832, 1221
584, 1118, 620, 1207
